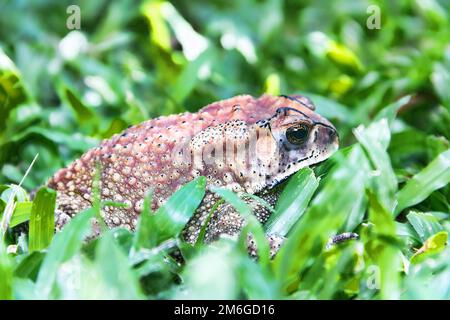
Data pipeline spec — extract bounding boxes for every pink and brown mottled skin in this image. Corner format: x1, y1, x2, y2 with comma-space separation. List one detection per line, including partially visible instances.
47, 94, 339, 256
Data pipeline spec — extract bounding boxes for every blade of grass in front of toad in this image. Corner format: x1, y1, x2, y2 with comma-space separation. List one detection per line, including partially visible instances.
174, 237, 240, 299
131, 189, 155, 252
152, 176, 206, 245
265, 168, 319, 237
35, 208, 95, 299
395, 149, 450, 216
13, 251, 46, 280
28, 187, 56, 253
273, 145, 369, 292
0, 242, 13, 299
237, 254, 280, 299
316, 243, 360, 299
94, 231, 144, 299
366, 192, 401, 300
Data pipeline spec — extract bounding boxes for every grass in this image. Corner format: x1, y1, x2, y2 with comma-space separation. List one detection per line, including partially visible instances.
0, 0, 449, 299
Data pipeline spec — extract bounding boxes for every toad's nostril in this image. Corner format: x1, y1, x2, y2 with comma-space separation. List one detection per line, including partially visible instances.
327, 128, 339, 145
328, 128, 336, 139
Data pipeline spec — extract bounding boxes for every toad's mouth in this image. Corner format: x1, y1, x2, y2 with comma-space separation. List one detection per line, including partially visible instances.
263, 150, 338, 193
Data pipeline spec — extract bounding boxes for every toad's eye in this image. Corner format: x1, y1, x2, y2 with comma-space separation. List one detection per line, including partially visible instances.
286, 125, 310, 145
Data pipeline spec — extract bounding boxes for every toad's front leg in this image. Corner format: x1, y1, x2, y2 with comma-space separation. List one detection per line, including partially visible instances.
183, 191, 285, 258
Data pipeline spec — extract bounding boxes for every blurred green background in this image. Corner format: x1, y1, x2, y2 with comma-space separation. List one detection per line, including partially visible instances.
1, 0, 448, 189
0, 0, 450, 300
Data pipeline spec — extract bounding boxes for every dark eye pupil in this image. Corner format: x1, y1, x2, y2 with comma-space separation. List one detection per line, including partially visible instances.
286, 126, 309, 145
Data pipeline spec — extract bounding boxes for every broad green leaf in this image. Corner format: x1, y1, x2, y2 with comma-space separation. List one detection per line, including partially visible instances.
415, 0, 448, 27
395, 149, 450, 216
403, 248, 450, 299
411, 231, 448, 264
35, 208, 95, 299
407, 211, 444, 242
395, 221, 421, 244
265, 168, 319, 236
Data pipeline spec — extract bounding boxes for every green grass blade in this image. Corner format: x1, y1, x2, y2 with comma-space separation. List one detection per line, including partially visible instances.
374, 95, 411, 126
273, 145, 369, 290
406, 211, 444, 242
195, 199, 224, 247
28, 187, 56, 253
354, 118, 397, 210
366, 191, 402, 299
131, 190, 155, 251
238, 257, 279, 299
153, 176, 206, 244
13, 251, 46, 280
95, 231, 144, 299
175, 238, 239, 299
9, 201, 32, 228
410, 231, 448, 264
210, 187, 252, 216
0, 243, 13, 299
0, 154, 38, 237
265, 168, 319, 236
302, 92, 357, 125
62, 87, 99, 134
35, 208, 95, 299
395, 149, 450, 216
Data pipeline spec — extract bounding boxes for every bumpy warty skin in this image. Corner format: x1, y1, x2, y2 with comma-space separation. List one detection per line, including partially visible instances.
47, 94, 339, 250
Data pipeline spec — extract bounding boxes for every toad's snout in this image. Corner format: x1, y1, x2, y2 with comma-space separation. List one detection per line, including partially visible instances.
315, 124, 339, 151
